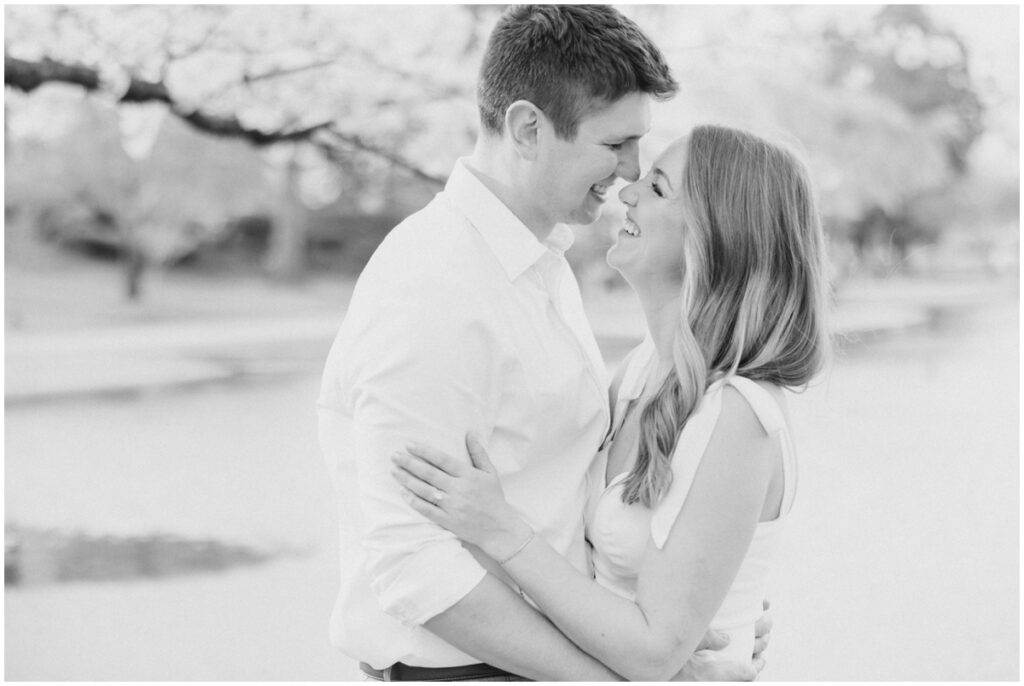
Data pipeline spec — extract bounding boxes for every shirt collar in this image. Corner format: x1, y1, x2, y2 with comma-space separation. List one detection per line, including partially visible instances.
445, 158, 575, 281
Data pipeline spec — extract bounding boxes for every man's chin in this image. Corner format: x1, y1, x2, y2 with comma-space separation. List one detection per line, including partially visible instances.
569, 206, 603, 227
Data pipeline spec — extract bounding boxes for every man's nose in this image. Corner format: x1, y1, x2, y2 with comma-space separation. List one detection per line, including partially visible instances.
616, 143, 641, 182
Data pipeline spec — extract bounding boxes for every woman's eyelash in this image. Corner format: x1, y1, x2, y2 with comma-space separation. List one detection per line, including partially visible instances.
651, 181, 664, 198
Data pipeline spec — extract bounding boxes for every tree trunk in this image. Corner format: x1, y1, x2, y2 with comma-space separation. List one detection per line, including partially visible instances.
263, 144, 308, 282
122, 225, 146, 301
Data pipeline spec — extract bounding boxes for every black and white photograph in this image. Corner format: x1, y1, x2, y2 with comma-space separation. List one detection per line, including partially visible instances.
4, 4, 1019, 681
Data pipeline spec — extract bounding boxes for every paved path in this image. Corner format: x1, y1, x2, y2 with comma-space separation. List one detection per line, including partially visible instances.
4, 291, 936, 403
10, 273, 1013, 402
5, 314, 341, 402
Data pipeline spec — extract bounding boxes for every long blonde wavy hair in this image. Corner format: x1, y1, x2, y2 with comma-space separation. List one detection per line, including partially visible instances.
620, 125, 831, 508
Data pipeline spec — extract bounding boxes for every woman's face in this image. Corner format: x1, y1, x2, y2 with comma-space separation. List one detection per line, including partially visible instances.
606, 138, 689, 288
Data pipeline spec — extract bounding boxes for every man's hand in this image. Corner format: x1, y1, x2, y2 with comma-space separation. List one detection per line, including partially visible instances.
671, 600, 773, 681
752, 599, 772, 672
672, 629, 753, 681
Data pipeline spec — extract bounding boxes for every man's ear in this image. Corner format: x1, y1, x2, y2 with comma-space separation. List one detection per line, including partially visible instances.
504, 100, 543, 161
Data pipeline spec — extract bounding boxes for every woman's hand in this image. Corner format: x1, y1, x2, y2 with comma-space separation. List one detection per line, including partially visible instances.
391, 432, 533, 561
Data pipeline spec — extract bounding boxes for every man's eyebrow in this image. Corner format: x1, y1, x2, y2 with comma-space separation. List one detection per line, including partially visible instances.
653, 167, 673, 192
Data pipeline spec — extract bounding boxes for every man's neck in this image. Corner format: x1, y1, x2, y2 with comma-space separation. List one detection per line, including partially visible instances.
465, 147, 556, 243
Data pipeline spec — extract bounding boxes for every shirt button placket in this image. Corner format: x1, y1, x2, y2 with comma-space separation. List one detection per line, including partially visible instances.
540, 257, 608, 424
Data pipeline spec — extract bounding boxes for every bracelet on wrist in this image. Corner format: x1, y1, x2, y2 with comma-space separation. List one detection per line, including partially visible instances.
495, 529, 535, 565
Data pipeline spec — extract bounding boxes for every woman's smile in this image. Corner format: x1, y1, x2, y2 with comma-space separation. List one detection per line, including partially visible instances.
622, 216, 642, 237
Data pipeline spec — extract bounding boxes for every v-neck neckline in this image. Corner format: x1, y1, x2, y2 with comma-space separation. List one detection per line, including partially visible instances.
604, 342, 655, 489
604, 393, 646, 489
604, 468, 631, 492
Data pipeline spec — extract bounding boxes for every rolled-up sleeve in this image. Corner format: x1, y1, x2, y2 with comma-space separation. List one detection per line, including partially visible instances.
335, 273, 501, 626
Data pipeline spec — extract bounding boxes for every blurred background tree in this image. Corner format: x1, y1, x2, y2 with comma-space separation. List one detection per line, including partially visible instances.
4, 4, 1018, 300
5, 5, 494, 296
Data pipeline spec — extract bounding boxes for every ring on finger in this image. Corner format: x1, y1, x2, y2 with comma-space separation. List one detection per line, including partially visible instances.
431, 490, 444, 506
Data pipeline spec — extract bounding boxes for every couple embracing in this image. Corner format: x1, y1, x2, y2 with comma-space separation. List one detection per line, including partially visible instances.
318, 5, 830, 681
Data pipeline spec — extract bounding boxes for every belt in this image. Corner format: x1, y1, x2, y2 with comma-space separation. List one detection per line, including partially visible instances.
359, 661, 522, 681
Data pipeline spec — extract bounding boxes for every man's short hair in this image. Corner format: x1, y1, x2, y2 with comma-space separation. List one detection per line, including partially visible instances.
477, 5, 678, 140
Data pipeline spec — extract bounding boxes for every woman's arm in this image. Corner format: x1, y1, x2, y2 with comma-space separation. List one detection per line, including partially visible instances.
393, 386, 776, 682
425, 573, 624, 681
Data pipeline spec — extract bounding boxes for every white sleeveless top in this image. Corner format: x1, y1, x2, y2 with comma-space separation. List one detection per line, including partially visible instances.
585, 338, 797, 663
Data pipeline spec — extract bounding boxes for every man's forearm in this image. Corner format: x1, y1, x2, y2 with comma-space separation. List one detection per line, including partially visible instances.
424, 574, 622, 681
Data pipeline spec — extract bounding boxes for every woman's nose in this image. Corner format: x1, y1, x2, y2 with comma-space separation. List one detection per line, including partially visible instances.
619, 182, 638, 206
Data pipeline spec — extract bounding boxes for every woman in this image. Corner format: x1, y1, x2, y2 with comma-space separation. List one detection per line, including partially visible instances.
392, 125, 830, 681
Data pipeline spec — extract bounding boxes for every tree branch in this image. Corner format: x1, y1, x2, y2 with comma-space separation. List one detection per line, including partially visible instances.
349, 44, 465, 101
167, 11, 228, 62
243, 58, 339, 84
5, 55, 101, 94
317, 126, 446, 187
5, 53, 448, 185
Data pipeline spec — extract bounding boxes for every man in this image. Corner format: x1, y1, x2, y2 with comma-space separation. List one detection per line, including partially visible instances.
318, 6, 767, 681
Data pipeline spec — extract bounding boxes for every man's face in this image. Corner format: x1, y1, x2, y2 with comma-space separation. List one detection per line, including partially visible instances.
534, 92, 652, 228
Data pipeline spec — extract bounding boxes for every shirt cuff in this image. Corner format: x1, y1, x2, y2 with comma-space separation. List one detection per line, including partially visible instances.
370, 539, 488, 627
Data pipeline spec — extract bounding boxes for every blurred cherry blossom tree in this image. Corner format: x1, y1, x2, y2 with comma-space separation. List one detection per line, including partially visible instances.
583, 5, 1015, 281
5, 5, 489, 176
5, 5, 497, 290
5, 4, 1016, 291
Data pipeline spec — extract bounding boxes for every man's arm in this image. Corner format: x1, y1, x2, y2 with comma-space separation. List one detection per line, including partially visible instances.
338, 275, 619, 678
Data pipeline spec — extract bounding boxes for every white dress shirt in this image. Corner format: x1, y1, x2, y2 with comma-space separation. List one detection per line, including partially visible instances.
317, 158, 610, 669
